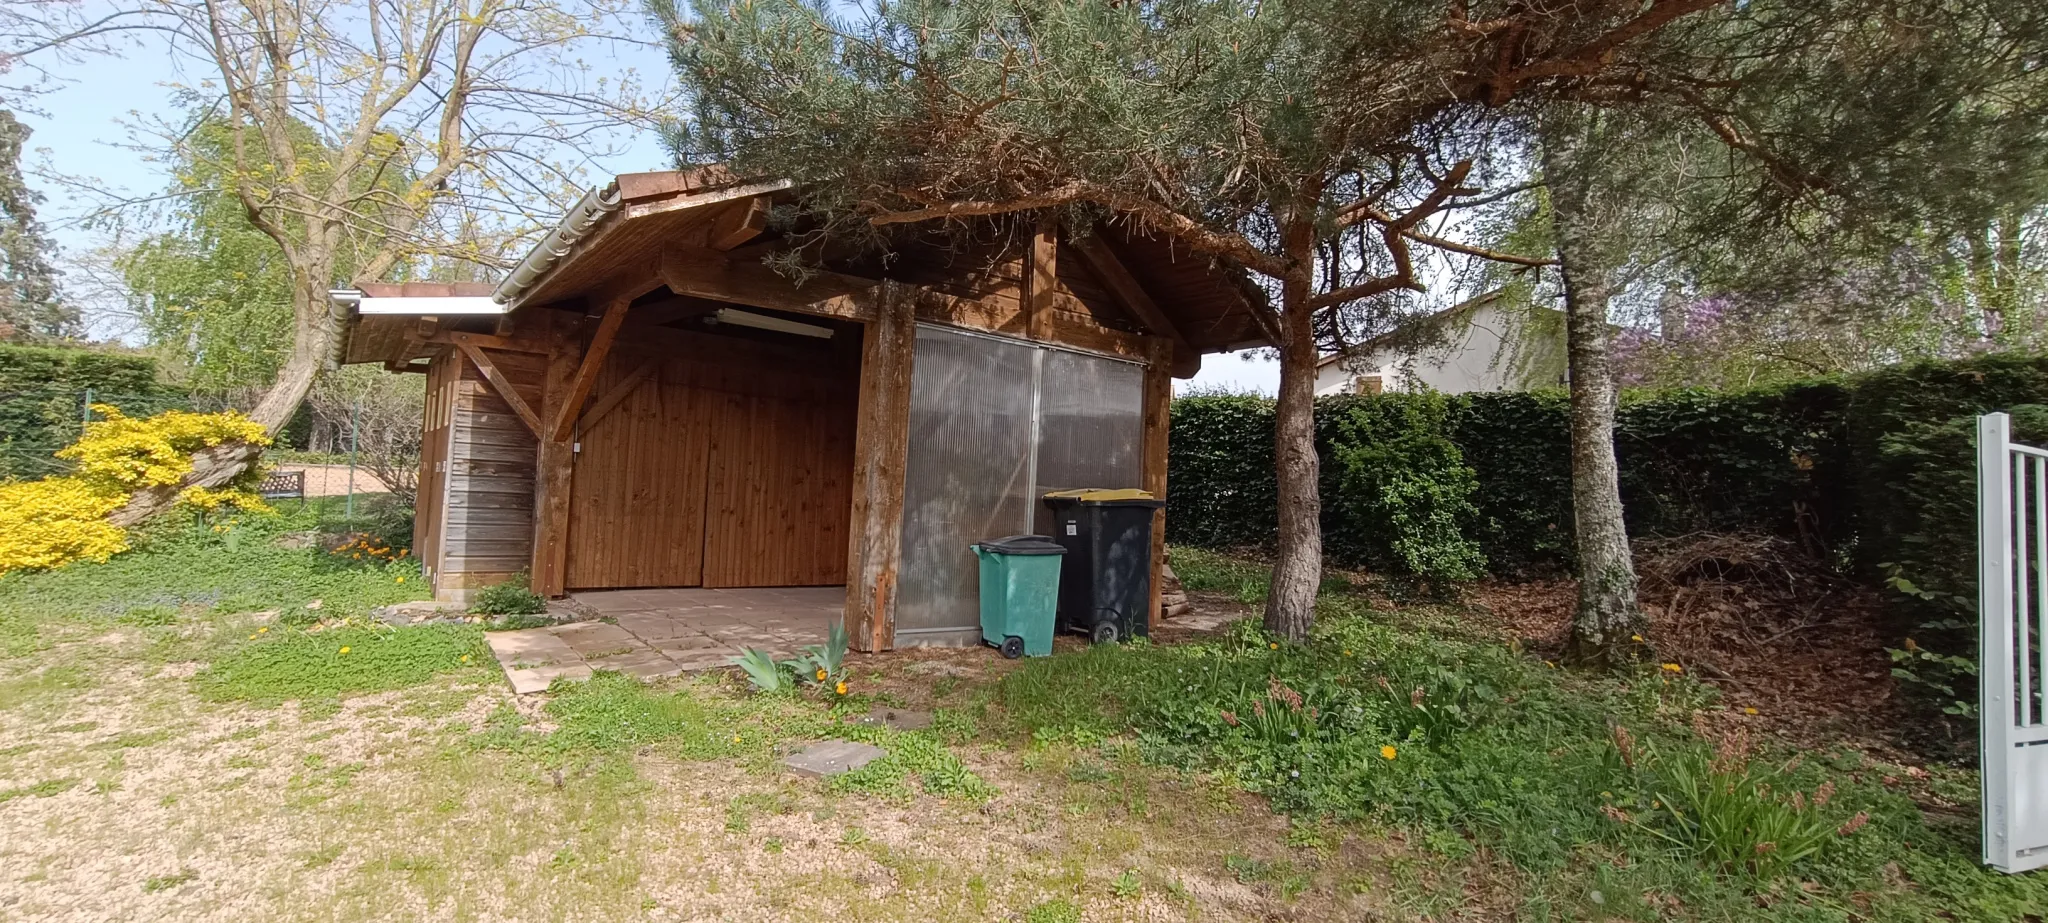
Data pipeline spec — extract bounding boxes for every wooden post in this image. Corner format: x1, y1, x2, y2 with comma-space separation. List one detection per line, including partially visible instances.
844, 281, 917, 652
531, 311, 581, 597
1024, 221, 1058, 342
1142, 338, 1173, 633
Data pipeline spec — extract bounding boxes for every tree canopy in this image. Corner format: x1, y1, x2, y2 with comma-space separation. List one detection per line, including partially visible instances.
0, 108, 73, 340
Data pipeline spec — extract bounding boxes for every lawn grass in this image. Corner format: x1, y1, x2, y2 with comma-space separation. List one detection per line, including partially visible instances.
0, 495, 426, 631
194, 623, 488, 705
983, 585, 2047, 921
0, 525, 2040, 921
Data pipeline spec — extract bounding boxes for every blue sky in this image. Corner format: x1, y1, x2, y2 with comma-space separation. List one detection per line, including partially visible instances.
18, 40, 1278, 394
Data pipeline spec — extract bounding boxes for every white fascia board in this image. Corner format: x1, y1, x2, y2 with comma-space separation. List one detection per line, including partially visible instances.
355, 296, 507, 315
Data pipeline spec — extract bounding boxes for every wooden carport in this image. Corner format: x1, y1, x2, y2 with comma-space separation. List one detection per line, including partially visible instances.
341, 168, 1267, 652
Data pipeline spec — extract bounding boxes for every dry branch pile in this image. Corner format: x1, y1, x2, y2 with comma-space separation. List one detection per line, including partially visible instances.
1474, 533, 1900, 750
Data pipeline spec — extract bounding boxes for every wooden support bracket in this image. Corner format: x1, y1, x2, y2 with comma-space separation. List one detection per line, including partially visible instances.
548, 297, 632, 441
457, 341, 542, 436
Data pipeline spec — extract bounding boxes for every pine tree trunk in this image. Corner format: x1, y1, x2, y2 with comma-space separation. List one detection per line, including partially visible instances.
1542, 107, 1647, 669
107, 280, 343, 526
1265, 245, 1322, 643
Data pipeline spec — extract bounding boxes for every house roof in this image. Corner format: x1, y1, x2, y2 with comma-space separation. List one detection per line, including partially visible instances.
340, 169, 1270, 367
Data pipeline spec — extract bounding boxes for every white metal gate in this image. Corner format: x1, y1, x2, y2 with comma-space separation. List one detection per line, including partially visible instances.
1980, 411, 2048, 872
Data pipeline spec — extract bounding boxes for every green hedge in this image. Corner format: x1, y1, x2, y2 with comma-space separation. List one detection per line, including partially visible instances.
0, 343, 187, 478
1170, 353, 2048, 740
1169, 380, 1855, 578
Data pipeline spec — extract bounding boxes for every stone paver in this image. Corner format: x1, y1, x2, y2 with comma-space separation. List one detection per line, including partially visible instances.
781, 740, 888, 777
505, 663, 593, 695
483, 586, 843, 694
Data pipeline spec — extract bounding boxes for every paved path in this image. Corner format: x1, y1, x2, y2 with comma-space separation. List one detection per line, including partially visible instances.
483, 587, 841, 694
273, 464, 391, 497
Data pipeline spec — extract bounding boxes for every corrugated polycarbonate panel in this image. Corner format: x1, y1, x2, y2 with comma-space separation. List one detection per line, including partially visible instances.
1033, 348, 1145, 535
894, 326, 1038, 638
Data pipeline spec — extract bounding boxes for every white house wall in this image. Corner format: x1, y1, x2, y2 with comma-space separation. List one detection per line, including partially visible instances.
1314, 300, 1565, 396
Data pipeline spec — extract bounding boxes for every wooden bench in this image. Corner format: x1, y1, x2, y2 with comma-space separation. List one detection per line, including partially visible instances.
258, 470, 306, 503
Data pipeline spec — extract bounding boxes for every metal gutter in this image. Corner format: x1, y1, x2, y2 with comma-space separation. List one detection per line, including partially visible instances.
492, 180, 625, 306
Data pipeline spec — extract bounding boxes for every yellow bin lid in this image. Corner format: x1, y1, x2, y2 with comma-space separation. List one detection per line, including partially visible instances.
1042, 488, 1155, 502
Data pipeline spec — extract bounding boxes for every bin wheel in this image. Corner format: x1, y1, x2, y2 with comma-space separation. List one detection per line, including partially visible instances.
999, 636, 1026, 659
1091, 622, 1121, 645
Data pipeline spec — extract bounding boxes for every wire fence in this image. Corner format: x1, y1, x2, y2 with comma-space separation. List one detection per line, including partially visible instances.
0, 388, 241, 479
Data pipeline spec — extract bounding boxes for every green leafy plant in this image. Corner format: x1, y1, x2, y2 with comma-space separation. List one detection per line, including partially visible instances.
732, 647, 793, 694
1326, 394, 1485, 586
796, 622, 850, 692
468, 573, 546, 617
1608, 723, 1868, 880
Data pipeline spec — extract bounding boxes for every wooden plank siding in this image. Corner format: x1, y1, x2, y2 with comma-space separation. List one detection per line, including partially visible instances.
565, 357, 713, 589
700, 385, 856, 587
437, 346, 542, 588
562, 325, 860, 590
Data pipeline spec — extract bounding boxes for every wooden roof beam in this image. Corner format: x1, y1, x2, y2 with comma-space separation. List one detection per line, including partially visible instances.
1070, 232, 1202, 377
660, 249, 880, 322
709, 197, 771, 251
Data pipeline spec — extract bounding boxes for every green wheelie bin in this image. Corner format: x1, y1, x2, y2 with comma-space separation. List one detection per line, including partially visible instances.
971, 535, 1066, 658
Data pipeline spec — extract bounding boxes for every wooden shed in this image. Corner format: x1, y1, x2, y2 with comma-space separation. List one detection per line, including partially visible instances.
339, 169, 1266, 651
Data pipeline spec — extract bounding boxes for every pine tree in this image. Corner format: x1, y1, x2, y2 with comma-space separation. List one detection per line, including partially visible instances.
659, 0, 1718, 640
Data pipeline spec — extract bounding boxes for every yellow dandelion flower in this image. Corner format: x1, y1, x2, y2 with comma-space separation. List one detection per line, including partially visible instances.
257, 626, 268, 634
1268, 642, 1278, 650
816, 669, 828, 681
732, 735, 742, 743
1660, 663, 1682, 674
1380, 746, 1397, 761
1343, 650, 1353, 657
248, 633, 257, 640
339, 646, 352, 655
460, 655, 472, 664
1630, 634, 1643, 642
395, 576, 405, 584
836, 681, 848, 695
1743, 707, 1759, 716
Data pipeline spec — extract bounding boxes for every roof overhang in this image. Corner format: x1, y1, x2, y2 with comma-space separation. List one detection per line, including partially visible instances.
332, 168, 1273, 366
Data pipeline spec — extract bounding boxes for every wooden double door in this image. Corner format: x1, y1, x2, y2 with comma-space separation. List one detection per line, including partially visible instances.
564, 331, 858, 589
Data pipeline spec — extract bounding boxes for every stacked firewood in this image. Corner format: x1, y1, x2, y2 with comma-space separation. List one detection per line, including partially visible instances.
1159, 562, 1192, 619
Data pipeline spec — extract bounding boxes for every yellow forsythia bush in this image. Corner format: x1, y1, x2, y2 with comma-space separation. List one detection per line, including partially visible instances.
0, 405, 272, 574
